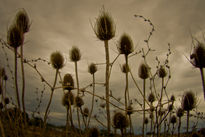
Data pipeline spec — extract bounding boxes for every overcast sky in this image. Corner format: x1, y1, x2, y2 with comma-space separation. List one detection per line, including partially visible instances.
1, 0, 205, 134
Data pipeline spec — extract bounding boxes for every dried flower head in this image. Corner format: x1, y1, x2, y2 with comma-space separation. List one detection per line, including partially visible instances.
170, 115, 177, 124
144, 117, 149, 124
170, 95, 175, 102
75, 96, 84, 107
176, 107, 184, 118
118, 33, 134, 55
158, 66, 167, 78
127, 105, 133, 115
4, 97, 10, 105
63, 74, 74, 90
7, 24, 24, 49
148, 92, 155, 103
88, 63, 97, 75
88, 127, 100, 137
15, 9, 30, 33
50, 51, 64, 69
138, 63, 149, 79
83, 107, 89, 117
149, 113, 154, 119
168, 104, 174, 112
69, 46, 81, 62
62, 92, 74, 107
113, 112, 128, 129
182, 91, 196, 111
94, 9, 115, 41
190, 41, 205, 68
121, 63, 130, 73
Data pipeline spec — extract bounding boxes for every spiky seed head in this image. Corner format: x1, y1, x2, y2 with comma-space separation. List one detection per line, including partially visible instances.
4, 97, 10, 105
88, 127, 100, 137
94, 9, 115, 41
138, 63, 149, 79
15, 9, 30, 33
83, 107, 89, 117
121, 63, 130, 73
69, 46, 81, 62
149, 113, 154, 119
182, 91, 196, 111
63, 74, 74, 90
118, 33, 134, 55
62, 92, 74, 107
170, 95, 175, 102
113, 112, 128, 129
158, 66, 167, 78
50, 51, 64, 69
170, 115, 177, 124
0, 102, 3, 110
144, 117, 149, 125
127, 105, 133, 115
88, 63, 97, 75
7, 24, 24, 49
75, 96, 84, 107
168, 104, 174, 112
176, 108, 184, 118
190, 42, 205, 68
148, 92, 155, 103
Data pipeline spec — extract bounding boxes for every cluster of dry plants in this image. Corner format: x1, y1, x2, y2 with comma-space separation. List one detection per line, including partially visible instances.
0, 8, 205, 137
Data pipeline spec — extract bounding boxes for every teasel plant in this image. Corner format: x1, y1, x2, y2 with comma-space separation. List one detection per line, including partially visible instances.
93, 8, 116, 134
182, 91, 196, 134
176, 107, 184, 137
138, 63, 149, 137
170, 115, 177, 136
87, 63, 97, 127
118, 33, 134, 134
148, 92, 155, 133
69, 46, 82, 130
113, 112, 129, 137
43, 51, 64, 129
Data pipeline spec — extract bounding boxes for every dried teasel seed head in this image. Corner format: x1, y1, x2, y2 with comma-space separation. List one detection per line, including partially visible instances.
75, 96, 84, 107
88, 63, 97, 75
121, 63, 130, 74
158, 66, 167, 78
15, 9, 30, 33
83, 107, 89, 117
144, 117, 149, 124
149, 113, 154, 119
182, 91, 196, 111
113, 112, 128, 129
176, 107, 184, 118
4, 97, 10, 105
190, 41, 205, 68
7, 24, 24, 49
148, 92, 155, 103
170, 115, 177, 124
118, 33, 134, 55
138, 63, 149, 79
94, 9, 115, 41
170, 95, 175, 102
50, 51, 64, 69
127, 105, 133, 115
62, 91, 74, 107
63, 74, 74, 91
69, 46, 81, 62
88, 127, 100, 137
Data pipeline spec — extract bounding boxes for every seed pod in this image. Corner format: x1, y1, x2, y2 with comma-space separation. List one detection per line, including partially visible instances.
144, 117, 149, 124
170, 95, 175, 102
15, 9, 30, 33
88, 63, 97, 75
7, 24, 24, 49
88, 127, 100, 137
121, 63, 130, 74
63, 74, 74, 90
83, 107, 89, 117
75, 96, 84, 108
113, 112, 128, 129
182, 91, 196, 111
118, 33, 134, 55
149, 113, 154, 119
127, 105, 133, 115
170, 115, 177, 124
62, 92, 74, 107
158, 66, 167, 78
69, 46, 81, 62
148, 92, 155, 103
50, 51, 64, 69
94, 9, 115, 41
176, 108, 184, 118
138, 63, 149, 79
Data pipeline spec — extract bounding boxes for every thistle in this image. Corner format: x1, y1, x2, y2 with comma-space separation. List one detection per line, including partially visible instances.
75, 96, 84, 108
148, 92, 155, 104
118, 33, 134, 55
15, 9, 30, 33
63, 74, 74, 91
158, 66, 167, 78
50, 51, 64, 70
138, 63, 149, 80
88, 63, 97, 75
121, 63, 130, 74
113, 112, 128, 137
69, 46, 81, 62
